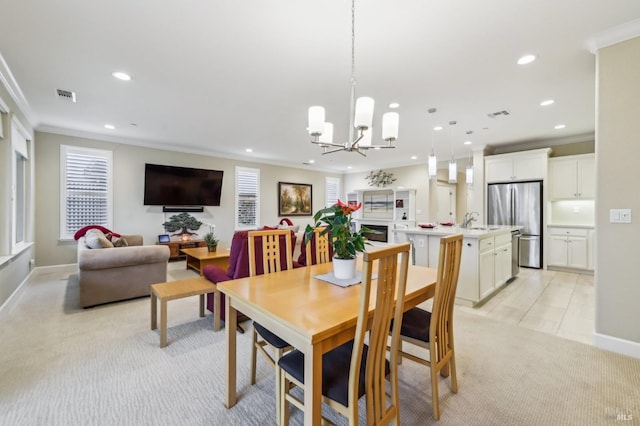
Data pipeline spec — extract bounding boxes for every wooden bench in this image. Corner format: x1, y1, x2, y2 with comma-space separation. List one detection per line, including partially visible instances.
150, 277, 220, 347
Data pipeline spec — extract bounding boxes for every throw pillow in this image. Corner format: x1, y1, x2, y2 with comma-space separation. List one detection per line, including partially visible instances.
113, 237, 129, 248
85, 229, 114, 249
277, 224, 300, 233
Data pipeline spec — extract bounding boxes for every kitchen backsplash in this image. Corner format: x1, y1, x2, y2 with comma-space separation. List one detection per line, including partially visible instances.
548, 200, 595, 226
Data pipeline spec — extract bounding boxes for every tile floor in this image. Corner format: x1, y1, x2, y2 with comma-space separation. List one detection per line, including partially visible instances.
457, 268, 595, 345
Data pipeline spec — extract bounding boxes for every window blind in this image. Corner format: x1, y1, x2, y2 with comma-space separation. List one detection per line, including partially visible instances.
61, 146, 112, 239
326, 176, 341, 207
235, 167, 260, 228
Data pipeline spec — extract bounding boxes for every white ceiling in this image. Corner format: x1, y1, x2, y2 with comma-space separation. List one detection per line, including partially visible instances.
1, 1, 640, 173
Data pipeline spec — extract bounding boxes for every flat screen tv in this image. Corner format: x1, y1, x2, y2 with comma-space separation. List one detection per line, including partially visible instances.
143, 163, 223, 206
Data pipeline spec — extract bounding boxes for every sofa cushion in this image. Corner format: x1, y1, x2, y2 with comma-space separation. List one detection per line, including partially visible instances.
85, 229, 114, 249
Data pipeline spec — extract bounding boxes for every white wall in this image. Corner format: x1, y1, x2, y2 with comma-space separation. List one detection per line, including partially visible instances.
594, 36, 640, 352
34, 131, 341, 267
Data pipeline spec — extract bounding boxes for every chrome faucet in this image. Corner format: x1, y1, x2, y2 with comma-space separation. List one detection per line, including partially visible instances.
461, 211, 480, 228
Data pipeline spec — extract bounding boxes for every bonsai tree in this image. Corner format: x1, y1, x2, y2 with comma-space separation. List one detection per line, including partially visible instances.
162, 212, 202, 237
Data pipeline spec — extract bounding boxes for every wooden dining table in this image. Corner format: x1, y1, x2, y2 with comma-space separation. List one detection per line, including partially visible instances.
217, 260, 438, 426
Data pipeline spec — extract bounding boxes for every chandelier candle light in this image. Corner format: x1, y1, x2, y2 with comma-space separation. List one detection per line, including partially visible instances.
307, 0, 399, 156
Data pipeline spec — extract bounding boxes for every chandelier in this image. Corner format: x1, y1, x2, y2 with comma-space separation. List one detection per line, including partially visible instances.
307, 0, 399, 156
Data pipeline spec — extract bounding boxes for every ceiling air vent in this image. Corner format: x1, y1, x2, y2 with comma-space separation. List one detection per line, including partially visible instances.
56, 89, 77, 103
488, 110, 510, 118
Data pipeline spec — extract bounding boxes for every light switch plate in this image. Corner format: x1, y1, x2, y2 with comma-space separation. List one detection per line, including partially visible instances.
610, 209, 621, 223
610, 208, 632, 223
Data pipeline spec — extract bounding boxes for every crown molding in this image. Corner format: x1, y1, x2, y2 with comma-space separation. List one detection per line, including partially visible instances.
586, 18, 640, 54
0, 53, 37, 126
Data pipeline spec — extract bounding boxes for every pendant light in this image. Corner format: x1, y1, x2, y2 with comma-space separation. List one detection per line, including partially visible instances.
428, 108, 438, 179
307, 0, 399, 155
448, 121, 457, 183
466, 149, 474, 186
465, 130, 473, 186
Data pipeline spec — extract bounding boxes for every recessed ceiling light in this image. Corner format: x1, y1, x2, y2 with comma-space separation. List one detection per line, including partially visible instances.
104, 124, 115, 129
554, 124, 566, 130
245, 148, 253, 152
517, 54, 536, 65
411, 155, 417, 160
540, 99, 555, 106
433, 126, 443, 131
112, 71, 131, 81
347, 166, 352, 169
389, 102, 400, 109
308, 159, 315, 164
464, 141, 472, 145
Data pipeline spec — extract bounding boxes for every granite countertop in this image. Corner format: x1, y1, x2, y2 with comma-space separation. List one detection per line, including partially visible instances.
393, 225, 520, 239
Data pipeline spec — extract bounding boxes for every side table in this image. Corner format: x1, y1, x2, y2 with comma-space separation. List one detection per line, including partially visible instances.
150, 277, 219, 347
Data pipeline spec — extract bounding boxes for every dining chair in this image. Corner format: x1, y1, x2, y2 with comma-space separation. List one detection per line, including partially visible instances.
304, 227, 332, 266
396, 233, 463, 420
277, 242, 411, 425
247, 229, 295, 390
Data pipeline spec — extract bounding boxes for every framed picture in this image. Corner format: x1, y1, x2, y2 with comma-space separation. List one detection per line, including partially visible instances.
278, 182, 312, 216
395, 199, 404, 208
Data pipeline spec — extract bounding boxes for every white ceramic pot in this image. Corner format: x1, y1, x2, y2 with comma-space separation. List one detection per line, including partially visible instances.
333, 257, 357, 280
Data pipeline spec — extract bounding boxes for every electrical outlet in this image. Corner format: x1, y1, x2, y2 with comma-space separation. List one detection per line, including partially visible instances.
620, 209, 632, 223
418, 238, 425, 248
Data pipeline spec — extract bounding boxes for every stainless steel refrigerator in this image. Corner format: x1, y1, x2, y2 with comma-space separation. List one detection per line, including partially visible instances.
487, 181, 542, 268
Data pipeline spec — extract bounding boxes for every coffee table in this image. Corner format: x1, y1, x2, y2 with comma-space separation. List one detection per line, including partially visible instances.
150, 277, 219, 347
180, 247, 231, 276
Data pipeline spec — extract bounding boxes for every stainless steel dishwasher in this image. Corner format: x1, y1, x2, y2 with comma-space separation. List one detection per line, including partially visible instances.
511, 229, 521, 279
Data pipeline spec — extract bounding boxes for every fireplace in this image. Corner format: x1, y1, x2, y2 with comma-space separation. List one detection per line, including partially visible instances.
361, 224, 388, 243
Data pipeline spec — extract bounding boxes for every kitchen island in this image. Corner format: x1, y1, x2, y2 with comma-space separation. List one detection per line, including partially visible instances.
394, 225, 520, 306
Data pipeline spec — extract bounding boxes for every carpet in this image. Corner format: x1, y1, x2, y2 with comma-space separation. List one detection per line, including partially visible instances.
0, 269, 638, 425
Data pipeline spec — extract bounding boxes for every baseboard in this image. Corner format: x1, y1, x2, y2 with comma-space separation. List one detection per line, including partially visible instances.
593, 332, 640, 360
0, 269, 33, 320
32, 263, 78, 277
546, 265, 594, 276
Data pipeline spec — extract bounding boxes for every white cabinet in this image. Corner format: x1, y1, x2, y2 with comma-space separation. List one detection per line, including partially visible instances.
547, 227, 591, 270
549, 154, 595, 200
485, 148, 551, 183
478, 241, 496, 299
494, 235, 513, 287
457, 231, 513, 305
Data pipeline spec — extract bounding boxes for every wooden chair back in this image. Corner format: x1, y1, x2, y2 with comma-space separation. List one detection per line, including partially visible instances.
430, 233, 463, 372
354, 242, 410, 425
304, 227, 332, 265
247, 229, 293, 277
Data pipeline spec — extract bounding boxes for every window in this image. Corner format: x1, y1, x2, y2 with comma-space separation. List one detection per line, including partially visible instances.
11, 117, 31, 253
60, 145, 113, 240
235, 166, 260, 229
325, 176, 341, 207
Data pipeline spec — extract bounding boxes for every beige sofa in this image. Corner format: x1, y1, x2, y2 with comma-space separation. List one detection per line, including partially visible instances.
77, 232, 170, 308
